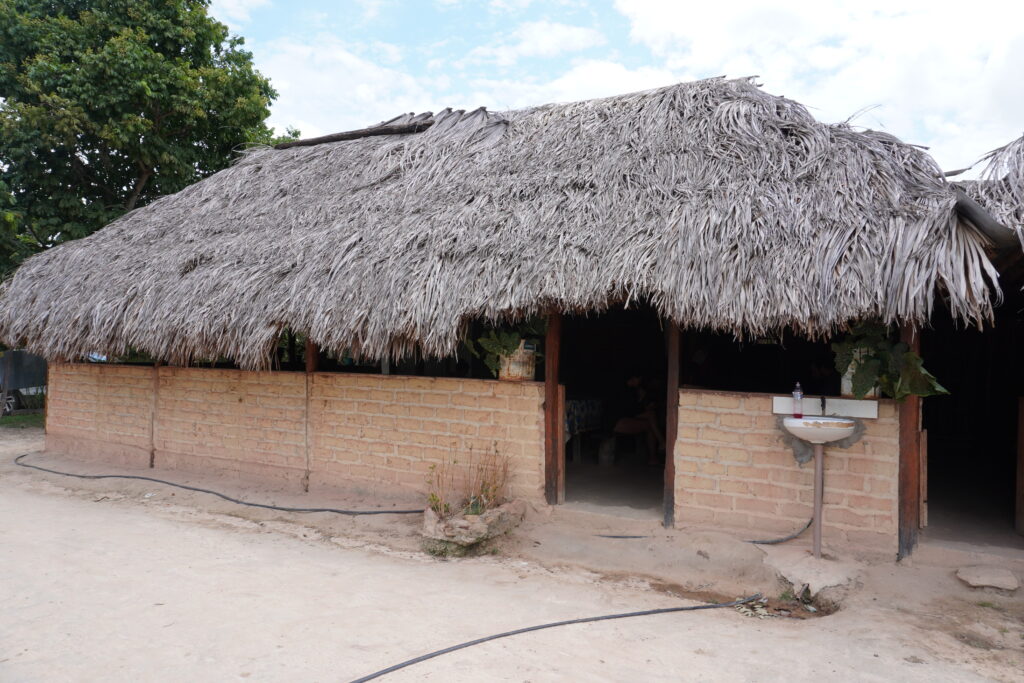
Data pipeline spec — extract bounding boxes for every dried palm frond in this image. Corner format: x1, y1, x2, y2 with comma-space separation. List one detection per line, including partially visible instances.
0, 78, 998, 368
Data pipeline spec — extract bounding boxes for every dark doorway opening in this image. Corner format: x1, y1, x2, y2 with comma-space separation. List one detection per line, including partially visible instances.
922, 290, 1024, 549
560, 304, 666, 517
680, 329, 840, 396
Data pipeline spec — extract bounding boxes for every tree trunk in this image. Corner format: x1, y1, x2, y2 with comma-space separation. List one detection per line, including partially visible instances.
124, 168, 153, 211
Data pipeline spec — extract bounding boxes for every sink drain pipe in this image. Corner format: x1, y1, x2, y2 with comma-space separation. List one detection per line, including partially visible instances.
811, 443, 825, 559
749, 442, 824, 555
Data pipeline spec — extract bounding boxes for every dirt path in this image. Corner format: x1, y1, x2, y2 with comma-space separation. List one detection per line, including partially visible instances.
1, 429, 1021, 681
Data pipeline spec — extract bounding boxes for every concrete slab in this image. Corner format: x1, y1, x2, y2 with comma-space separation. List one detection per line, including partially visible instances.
956, 565, 1020, 591
761, 545, 862, 596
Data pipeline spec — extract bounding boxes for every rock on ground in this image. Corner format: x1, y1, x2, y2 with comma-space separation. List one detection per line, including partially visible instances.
956, 565, 1020, 591
422, 499, 527, 546
761, 546, 861, 597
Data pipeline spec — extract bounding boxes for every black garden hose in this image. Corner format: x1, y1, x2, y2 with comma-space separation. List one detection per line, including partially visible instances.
594, 518, 814, 545
745, 517, 814, 545
13, 453, 422, 516
348, 594, 761, 682
14, 453, 765, 680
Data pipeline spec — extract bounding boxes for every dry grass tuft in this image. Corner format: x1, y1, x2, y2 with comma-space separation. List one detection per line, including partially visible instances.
426, 444, 510, 519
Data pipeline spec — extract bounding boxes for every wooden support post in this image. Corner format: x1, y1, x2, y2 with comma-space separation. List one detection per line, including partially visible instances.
305, 339, 319, 373
544, 312, 562, 505
301, 339, 319, 491
898, 325, 922, 560
303, 340, 318, 491
150, 361, 163, 468
664, 324, 680, 528
42, 362, 48, 433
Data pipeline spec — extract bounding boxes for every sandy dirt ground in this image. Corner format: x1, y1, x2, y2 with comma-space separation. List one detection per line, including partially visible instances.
2, 428, 1022, 682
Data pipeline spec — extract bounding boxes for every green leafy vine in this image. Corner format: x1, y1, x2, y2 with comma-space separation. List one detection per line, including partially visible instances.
831, 322, 947, 400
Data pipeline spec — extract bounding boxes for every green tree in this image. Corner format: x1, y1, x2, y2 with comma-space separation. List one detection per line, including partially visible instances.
0, 0, 296, 275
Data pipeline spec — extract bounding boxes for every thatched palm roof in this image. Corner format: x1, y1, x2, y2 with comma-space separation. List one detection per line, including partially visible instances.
0, 78, 1001, 368
968, 135, 1024, 237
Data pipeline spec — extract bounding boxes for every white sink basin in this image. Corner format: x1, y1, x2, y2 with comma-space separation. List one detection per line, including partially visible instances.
783, 416, 856, 444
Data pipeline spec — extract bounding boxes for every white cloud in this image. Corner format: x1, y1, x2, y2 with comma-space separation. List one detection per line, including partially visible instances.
355, 0, 388, 21
256, 1, 1022, 174
465, 60, 677, 110
370, 41, 403, 65
612, 0, 1024, 171
209, 0, 270, 27
258, 25, 677, 139
258, 35, 438, 138
467, 20, 606, 67
489, 0, 535, 11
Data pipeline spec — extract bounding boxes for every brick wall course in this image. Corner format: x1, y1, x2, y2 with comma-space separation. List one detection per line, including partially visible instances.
46, 364, 546, 503
45, 363, 154, 467
309, 373, 545, 500
46, 366, 899, 551
674, 389, 900, 551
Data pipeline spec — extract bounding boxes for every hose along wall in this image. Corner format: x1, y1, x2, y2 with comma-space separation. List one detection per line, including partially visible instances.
13, 453, 421, 515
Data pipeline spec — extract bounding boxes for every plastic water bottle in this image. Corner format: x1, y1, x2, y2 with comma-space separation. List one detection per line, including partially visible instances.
792, 382, 803, 418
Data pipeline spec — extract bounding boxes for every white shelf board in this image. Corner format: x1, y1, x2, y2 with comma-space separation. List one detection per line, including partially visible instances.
771, 396, 879, 419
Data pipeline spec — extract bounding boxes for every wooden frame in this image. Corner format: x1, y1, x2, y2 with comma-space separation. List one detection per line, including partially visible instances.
149, 361, 162, 468
544, 312, 562, 504
543, 313, 678, 512
305, 340, 319, 373
664, 324, 680, 527
898, 325, 922, 560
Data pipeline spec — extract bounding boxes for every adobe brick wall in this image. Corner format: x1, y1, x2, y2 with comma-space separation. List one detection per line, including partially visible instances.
154, 368, 308, 485
45, 363, 155, 467
44, 364, 546, 502
674, 390, 900, 551
309, 374, 545, 500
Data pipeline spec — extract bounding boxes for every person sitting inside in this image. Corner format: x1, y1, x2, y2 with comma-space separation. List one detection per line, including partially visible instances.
612, 375, 665, 465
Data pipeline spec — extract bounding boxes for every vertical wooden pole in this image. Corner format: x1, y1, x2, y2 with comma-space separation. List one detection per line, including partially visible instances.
305, 339, 319, 373
544, 312, 562, 505
898, 325, 922, 560
149, 361, 162, 468
920, 430, 928, 528
303, 340, 318, 491
43, 362, 49, 433
664, 324, 680, 528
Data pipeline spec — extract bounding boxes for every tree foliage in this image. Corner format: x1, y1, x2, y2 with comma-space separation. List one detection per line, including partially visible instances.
0, 0, 295, 275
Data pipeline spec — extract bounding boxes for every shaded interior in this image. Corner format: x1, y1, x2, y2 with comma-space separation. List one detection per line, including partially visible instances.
560, 305, 666, 517
922, 289, 1024, 549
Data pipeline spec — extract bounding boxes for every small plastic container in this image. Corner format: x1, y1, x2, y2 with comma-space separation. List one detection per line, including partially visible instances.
792, 382, 804, 418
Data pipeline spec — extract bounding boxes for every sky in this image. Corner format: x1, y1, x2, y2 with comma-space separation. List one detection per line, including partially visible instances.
209, 0, 1024, 175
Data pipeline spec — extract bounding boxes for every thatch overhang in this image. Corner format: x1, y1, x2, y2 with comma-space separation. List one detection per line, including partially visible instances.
957, 135, 1024, 285
0, 78, 1003, 369
961, 135, 1024, 238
